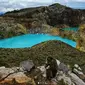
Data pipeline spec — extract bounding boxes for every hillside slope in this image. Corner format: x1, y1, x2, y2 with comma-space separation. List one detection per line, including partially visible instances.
0, 40, 85, 73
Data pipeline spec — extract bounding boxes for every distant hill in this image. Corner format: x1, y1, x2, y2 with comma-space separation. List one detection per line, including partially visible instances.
0, 3, 85, 39
3, 3, 85, 27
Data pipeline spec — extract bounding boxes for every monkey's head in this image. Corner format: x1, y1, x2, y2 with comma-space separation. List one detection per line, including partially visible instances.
47, 57, 53, 64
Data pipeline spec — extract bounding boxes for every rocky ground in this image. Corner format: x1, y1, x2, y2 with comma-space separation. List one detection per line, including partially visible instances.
0, 58, 85, 85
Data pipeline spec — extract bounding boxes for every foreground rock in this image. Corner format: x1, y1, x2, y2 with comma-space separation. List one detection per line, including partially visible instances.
0, 40, 85, 85
34, 59, 85, 85
0, 67, 36, 85
0, 58, 85, 85
20, 60, 35, 72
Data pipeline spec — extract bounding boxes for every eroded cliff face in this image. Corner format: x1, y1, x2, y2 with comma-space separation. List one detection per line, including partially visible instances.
0, 3, 85, 39
0, 17, 28, 39
0, 3, 84, 39
3, 3, 85, 27
47, 4, 85, 27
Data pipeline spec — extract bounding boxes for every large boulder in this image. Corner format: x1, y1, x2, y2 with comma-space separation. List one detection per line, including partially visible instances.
20, 60, 35, 72
0, 66, 36, 85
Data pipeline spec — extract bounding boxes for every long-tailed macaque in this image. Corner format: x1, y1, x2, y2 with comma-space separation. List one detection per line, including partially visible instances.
45, 57, 58, 80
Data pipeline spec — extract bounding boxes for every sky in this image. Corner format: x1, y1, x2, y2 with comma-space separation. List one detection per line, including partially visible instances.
0, 0, 85, 13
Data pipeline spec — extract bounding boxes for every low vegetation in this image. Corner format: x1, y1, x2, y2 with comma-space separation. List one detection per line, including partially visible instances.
0, 18, 28, 39
0, 40, 85, 73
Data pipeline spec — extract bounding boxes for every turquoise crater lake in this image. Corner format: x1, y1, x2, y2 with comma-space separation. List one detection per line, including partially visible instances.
0, 34, 76, 48
62, 27, 78, 32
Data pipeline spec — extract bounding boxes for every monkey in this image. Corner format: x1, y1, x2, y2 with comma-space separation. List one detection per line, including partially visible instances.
45, 57, 58, 80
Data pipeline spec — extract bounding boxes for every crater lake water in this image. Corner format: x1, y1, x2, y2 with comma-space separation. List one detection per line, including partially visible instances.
62, 27, 78, 32
0, 34, 76, 48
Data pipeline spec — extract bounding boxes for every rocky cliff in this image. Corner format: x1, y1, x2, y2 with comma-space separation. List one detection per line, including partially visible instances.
0, 3, 85, 39
3, 3, 85, 27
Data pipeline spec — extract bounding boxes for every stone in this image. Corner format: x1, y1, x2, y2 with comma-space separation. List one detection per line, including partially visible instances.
73, 68, 83, 75
74, 64, 82, 71
58, 63, 69, 74
56, 59, 60, 66
0, 67, 36, 85
0, 68, 14, 78
68, 72, 85, 85
0, 66, 5, 70
37, 66, 46, 77
57, 71, 75, 85
20, 60, 35, 72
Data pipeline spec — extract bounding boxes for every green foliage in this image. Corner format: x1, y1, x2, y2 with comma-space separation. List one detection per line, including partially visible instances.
79, 24, 85, 31
56, 3, 65, 8
17, 24, 27, 34
0, 20, 28, 39
57, 79, 68, 85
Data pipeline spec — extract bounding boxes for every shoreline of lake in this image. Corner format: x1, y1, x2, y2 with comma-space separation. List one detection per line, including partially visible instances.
0, 33, 76, 48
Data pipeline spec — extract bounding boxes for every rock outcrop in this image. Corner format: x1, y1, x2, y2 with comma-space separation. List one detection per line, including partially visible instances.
0, 3, 85, 39
0, 66, 36, 85
0, 58, 85, 85
3, 3, 85, 27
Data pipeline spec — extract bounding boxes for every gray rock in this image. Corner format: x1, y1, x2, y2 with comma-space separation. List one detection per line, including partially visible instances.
20, 60, 35, 72
68, 72, 85, 85
57, 71, 75, 85
58, 63, 70, 74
